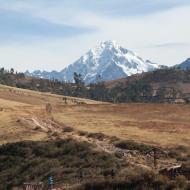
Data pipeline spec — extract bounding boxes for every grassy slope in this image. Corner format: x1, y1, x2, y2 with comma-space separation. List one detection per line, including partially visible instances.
0, 84, 102, 105
0, 84, 190, 147
0, 84, 102, 144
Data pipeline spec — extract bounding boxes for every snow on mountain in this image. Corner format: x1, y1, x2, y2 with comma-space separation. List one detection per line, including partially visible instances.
26, 41, 160, 83
177, 58, 190, 70
26, 70, 63, 81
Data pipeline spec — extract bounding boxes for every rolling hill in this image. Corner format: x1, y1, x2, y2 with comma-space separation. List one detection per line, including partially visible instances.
0, 84, 102, 144
0, 84, 190, 189
105, 68, 190, 103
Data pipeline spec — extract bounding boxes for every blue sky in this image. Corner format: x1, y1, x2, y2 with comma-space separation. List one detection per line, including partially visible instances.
0, 0, 190, 71
0, 9, 93, 43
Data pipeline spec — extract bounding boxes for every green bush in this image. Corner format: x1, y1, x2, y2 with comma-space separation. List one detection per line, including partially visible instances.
0, 139, 123, 189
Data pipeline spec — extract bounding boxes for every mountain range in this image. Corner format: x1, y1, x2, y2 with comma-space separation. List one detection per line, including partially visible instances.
26, 41, 189, 84
26, 41, 160, 83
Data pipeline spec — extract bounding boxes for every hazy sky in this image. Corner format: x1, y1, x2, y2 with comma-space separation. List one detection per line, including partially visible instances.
0, 0, 190, 72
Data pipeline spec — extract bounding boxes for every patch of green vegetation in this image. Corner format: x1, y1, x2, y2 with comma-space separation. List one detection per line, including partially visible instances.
0, 139, 125, 189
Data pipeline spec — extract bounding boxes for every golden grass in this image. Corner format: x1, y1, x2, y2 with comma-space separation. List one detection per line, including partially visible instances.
0, 84, 102, 106
0, 98, 47, 144
0, 84, 190, 148
53, 104, 190, 147
0, 84, 101, 144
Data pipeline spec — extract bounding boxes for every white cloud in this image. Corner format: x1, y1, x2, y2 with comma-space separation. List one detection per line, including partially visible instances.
0, 1, 189, 71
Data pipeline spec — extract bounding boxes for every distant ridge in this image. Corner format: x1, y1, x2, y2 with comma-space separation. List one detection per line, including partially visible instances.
176, 58, 190, 70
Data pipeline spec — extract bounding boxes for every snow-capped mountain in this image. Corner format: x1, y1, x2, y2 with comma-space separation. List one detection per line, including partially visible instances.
25, 70, 63, 81
26, 41, 160, 83
177, 58, 190, 70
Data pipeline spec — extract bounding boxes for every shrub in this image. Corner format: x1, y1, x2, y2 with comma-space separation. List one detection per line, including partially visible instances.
175, 175, 187, 189
78, 131, 89, 136
0, 139, 123, 189
87, 133, 106, 141
63, 126, 74, 133
114, 140, 153, 153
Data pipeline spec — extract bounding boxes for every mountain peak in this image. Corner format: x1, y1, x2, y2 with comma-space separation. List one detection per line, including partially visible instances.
26, 41, 159, 83
100, 40, 117, 47
96, 40, 128, 52
86, 40, 131, 61
61, 41, 159, 83
89, 40, 119, 54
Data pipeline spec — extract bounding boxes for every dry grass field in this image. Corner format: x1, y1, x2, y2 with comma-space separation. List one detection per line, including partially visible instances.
54, 103, 190, 148
0, 84, 102, 144
0, 84, 190, 148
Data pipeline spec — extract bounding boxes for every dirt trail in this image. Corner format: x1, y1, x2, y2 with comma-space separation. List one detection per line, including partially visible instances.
19, 115, 178, 171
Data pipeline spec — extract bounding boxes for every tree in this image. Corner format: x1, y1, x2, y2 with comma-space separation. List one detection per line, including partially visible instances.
0, 68, 5, 74
156, 88, 166, 102
88, 82, 108, 101
73, 72, 83, 85
73, 72, 85, 97
10, 68, 14, 74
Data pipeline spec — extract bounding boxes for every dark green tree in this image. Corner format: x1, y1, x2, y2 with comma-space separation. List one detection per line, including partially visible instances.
73, 72, 83, 85
73, 72, 85, 97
